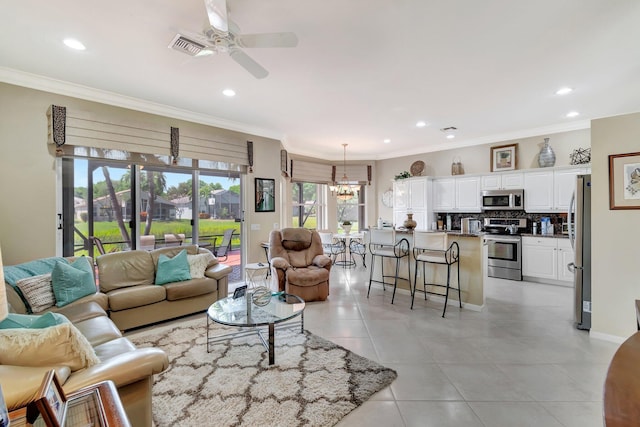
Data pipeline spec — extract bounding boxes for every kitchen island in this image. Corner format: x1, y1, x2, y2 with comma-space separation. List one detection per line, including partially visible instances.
368, 230, 485, 311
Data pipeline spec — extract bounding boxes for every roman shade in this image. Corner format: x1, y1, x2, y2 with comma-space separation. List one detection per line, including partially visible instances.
47, 105, 249, 168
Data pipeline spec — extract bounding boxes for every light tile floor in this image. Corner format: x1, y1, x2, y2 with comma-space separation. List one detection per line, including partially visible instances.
299, 265, 619, 427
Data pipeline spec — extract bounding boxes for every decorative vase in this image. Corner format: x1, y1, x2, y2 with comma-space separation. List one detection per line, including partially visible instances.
538, 137, 556, 167
342, 224, 352, 234
403, 213, 417, 230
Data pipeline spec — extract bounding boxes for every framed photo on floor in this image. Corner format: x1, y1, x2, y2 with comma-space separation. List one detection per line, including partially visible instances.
490, 143, 518, 172
609, 151, 640, 210
255, 178, 275, 212
27, 370, 67, 427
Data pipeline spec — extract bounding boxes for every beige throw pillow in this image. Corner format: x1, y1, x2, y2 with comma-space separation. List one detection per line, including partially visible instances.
0, 323, 100, 371
187, 253, 214, 279
15, 273, 55, 313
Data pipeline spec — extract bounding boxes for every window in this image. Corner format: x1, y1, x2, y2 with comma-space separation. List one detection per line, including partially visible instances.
337, 189, 365, 232
64, 159, 242, 268
292, 182, 326, 229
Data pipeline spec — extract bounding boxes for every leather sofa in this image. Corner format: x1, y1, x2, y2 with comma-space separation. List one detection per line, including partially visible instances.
0, 302, 169, 426
97, 244, 232, 330
269, 228, 332, 302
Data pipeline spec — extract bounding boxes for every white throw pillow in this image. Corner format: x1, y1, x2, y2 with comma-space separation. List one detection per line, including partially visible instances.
16, 273, 55, 313
187, 253, 214, 279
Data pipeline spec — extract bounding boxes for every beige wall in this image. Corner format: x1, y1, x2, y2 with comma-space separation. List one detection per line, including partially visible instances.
0, 82, 281, 265
591, 112, 640, 339
375, 128, 590, 219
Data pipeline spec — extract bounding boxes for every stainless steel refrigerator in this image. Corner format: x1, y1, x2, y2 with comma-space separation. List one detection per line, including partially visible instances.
568, 174, 591, 330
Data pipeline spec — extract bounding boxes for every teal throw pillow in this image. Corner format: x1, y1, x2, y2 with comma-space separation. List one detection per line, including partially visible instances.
0, 312, 70, 329
155, 249, 191, 285
51, 257, 96, 307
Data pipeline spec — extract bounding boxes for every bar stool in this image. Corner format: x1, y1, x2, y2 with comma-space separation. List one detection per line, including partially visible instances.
411, 231, 461, 317
367, 229, 410, 304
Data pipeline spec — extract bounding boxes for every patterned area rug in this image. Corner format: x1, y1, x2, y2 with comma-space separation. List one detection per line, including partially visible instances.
127, 317, 397, 427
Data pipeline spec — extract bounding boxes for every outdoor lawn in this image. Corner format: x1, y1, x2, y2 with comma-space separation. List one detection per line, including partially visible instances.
75, 219, 241, 253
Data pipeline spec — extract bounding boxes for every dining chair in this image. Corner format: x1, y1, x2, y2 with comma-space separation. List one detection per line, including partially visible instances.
411, 231, 461, 317
349, 232, 367, 268
318, 231, 346, 264
367, 229, 410, 304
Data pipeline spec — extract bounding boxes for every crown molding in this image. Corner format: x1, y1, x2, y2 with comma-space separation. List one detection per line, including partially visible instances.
0, 67, 284, 141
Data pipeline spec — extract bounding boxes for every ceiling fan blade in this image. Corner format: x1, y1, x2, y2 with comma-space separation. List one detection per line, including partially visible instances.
229, 49, 269, 79
204, 0, 228, 32
236, 32, 298, 48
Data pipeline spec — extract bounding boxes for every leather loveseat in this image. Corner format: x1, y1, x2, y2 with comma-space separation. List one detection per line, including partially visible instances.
97, 244, 232, 330
0, 302, 169, 426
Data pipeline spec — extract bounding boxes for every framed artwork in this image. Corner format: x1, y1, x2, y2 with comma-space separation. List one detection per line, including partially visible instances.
255, 178, 275, 212
490, 143, 518, 172
609, 151, 640, 210
27, 370, 67, 427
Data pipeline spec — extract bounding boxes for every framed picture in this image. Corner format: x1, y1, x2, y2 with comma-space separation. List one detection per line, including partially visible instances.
255, 178, 275, 212
27, 370, 67, 427
609, 151, 640, 210
490, 143, 518, 172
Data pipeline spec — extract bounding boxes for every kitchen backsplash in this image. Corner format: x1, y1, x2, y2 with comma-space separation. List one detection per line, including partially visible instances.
438, 211, 567, 233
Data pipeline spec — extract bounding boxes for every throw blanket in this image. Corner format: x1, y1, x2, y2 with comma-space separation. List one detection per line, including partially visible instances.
3, 257, 69, 286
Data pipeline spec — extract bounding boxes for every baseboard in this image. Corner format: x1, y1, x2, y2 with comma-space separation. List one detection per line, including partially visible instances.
589, 330, 626, 344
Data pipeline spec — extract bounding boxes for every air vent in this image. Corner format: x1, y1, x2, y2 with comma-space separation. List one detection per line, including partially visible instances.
168, 34, 207, 56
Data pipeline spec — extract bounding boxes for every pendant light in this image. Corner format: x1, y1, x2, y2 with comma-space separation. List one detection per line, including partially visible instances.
334, 144, 360, 201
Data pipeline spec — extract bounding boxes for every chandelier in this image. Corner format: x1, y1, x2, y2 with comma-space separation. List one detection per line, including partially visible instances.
330, 144, 360, 201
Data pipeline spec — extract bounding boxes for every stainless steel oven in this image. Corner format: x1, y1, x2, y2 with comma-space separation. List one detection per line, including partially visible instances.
482, 217, 526, 281
484, 235, 522, 280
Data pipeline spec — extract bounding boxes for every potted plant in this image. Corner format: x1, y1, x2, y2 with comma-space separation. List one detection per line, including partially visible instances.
341, 220, 352, 234
394, 171, 411, 180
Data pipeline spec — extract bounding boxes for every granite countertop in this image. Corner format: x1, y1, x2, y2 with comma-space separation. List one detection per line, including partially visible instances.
521, 233, 569, 239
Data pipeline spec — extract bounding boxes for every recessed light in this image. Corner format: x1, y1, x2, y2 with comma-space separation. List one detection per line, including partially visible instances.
196, 49, 214, 57
440, 126, 457, 139
566, 111, 580, 118
446, 134, 455, 139
555, 87, 573, 95
416, 121, 427, 128
63, 38, 86, 50
222, 89, 236, 97
383, 139, 391, 144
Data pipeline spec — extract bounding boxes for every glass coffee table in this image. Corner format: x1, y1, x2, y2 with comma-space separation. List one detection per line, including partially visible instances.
206, 292, 305, 365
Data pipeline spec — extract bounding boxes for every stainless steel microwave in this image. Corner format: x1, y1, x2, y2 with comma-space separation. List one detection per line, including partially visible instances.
481, 189, 524, 211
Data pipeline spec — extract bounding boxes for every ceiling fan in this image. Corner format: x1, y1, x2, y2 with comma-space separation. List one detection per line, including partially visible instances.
168, 0, 298, 79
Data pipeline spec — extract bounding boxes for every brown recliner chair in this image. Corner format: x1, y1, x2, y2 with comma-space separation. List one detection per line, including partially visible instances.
269, 228, 332, 302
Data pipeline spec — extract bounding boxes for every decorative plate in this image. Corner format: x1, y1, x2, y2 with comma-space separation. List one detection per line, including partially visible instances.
410, 160, 425, 176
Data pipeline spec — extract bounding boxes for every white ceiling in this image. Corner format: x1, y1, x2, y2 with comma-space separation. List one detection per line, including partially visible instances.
1, 0, 640, 161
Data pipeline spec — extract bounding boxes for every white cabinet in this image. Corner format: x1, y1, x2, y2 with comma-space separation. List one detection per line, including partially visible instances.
554, 168, 586, 212
524, 167, 587, 213
432, 178, 456, 212
432, 176, 481, 213
481, 172, 524, 190
524, 170, 554, 212
522, 236, 574, 284
522, 236, 557, 280
456, 176, 481, 212
393, 177, 430, 229
557, 238, 575, 283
